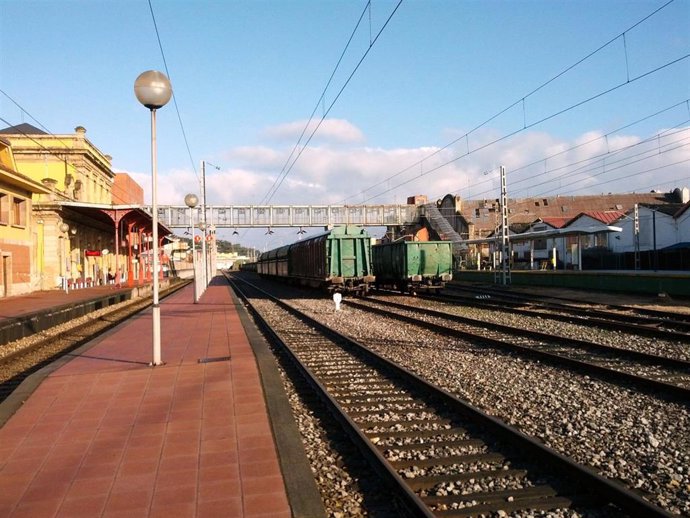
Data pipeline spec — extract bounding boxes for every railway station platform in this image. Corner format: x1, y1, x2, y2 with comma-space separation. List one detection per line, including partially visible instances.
0, 281, 162, 346
0, 278, 323, 518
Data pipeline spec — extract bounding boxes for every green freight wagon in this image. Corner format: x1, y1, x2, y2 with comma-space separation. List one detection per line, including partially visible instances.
372, 240, 453, 294
290, 225, 375, 293
258, 225, 375, 294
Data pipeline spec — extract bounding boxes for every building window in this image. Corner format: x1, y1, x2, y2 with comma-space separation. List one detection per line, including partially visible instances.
12, 197, 26, 227
0, 193, 8, 225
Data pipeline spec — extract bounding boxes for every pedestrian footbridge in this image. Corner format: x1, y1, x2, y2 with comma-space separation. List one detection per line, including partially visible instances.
148, 204, 421, 229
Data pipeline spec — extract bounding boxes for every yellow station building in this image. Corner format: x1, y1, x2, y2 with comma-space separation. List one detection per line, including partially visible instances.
0, 123, 169, 296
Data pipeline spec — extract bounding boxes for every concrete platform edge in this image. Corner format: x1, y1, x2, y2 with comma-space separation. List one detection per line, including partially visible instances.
224, 282, 326, 518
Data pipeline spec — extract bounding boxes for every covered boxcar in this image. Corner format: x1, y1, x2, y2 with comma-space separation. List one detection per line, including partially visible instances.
372, 240, 453, 294
258, 225, 376, 293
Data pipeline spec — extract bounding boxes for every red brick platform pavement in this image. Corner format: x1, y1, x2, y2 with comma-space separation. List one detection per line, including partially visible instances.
0, 283, 136, 323
0, 281, 293, 518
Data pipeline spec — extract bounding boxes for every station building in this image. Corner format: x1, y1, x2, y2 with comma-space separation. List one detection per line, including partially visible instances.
0, 137, 50, 296
409, 188, 690, 270
0, 123, 170, 296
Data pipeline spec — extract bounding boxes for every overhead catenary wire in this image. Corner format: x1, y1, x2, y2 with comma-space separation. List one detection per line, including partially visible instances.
0, 89, 112, 178
358, 52, 689, 205
551, 156, 690, 198
502, 100, 690, 183
147, 0, 199, 184
261, 0, 404, 205
512, 129, 690, 197
341, 0, 683, 205
258, 1, 373, 206
424, 118, 690, 207
446, 116, 690, 204
0, 112, 91, 181
0, 4, 201, 191
535, 138, 690, 196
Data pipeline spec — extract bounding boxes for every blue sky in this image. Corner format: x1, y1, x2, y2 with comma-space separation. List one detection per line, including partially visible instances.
1, 0, 689, 248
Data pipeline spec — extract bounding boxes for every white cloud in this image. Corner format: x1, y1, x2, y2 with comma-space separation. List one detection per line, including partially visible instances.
128, 120, 690, 249
261, 118, 365, 145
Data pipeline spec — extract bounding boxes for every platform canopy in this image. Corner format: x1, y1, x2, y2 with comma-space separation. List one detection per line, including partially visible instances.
461, 225, 623, 245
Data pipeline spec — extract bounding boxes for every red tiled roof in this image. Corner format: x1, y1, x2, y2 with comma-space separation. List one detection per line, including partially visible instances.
578, 211, 625, 225
539, 217, 570, 229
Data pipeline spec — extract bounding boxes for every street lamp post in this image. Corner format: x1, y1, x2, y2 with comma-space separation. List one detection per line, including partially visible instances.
209, 224, 216, 280
135, 70, 172, 367
199, 221, 207, 289
184, 193, 200, 303
59, 223, 69, 293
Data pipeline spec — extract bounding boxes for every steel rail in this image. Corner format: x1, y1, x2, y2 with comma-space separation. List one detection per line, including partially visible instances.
447, 284, 690, 325
347, 298, 690, 402
430, 290, 690, 341
368, 296, 690, 370
225, 273, 674, 517
225, 274, 435, 517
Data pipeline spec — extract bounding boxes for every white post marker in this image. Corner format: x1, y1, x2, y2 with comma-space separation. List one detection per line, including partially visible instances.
333, 292, 342, 311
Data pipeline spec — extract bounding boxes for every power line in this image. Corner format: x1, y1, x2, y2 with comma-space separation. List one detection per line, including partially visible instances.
0, 89, 104, 177
428, 117, 690, 204
0, 113, 96, 183
358, 53, 689, 204
262, 0, 404, 205
506, 100, 690, 182
0, 89, 65, 139
258, 1, 371, 206
341, 0, 681, 204
552, 156, 690, 197
512, 128, 690, 197
147, 0, 199, 183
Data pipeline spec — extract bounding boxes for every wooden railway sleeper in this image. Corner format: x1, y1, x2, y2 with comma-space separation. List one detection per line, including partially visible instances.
344, 402, 430, 416
367, 426, 470, 442
229, 274, 675, 518
391, 452, 505, 470
433, 495, 574, 518
405, 468, 529, 491
340, 393, 418, 404
380, 438, 486, 453
423, 484, 559, 506
356, 417, 452, 430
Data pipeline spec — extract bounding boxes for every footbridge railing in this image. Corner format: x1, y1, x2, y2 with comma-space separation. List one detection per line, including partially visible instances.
145, 204, 421, 229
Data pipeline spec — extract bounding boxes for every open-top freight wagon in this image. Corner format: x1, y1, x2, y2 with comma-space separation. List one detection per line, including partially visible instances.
372, 239, 453, 294
257, 225, 376, 294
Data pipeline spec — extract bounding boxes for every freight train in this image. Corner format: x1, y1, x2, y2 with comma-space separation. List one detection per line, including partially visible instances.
256, 225, 376, 294
372, 240, 453, 294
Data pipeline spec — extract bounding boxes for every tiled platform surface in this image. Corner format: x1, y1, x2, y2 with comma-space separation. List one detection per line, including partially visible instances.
0, 284, 136, 323
0, 279, 294, 518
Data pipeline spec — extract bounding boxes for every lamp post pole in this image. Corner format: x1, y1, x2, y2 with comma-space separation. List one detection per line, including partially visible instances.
498, 165, 510, 286
135, 70, 172, 367
199, 221, 207, 289
59, 223, 69, 293
185, 193, 199, 303
200, 160, 210, 287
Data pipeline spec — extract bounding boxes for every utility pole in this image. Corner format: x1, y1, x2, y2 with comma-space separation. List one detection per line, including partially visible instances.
200, 160, 221, 284
634, 204, 640, 270
200, 160, 208, 288
499, 165, 510, 286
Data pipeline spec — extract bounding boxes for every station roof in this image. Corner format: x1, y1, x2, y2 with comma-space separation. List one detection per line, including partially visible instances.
35, 201, 173, 235
462, 224, 623, 246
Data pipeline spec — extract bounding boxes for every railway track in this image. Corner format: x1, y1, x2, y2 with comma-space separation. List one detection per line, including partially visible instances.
348, 295, 690, 402
0, 280, 191, 407
435, 285, 690, 341
227, 274, 672, 518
